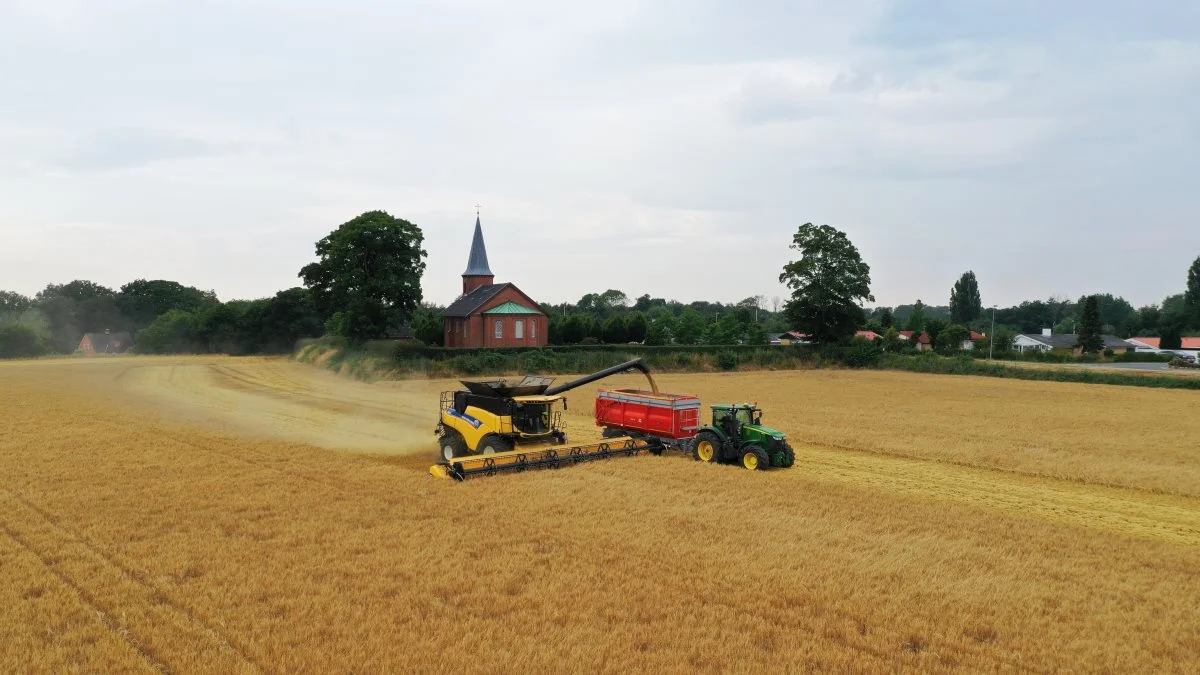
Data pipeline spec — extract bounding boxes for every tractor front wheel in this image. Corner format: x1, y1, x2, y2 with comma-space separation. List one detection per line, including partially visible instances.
777, 441, 796, 468
439, 430, 468, 463
476, 434, 513, 455
693, 431, 721, 463
741, 445, 770, 471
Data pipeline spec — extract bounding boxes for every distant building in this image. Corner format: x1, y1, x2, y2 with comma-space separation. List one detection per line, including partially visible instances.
78, 331, 133, 355
1127, 336, 1200, 350
1013, 329, 1137, 354
441, 216, 548, 349
898, 330, 933, 351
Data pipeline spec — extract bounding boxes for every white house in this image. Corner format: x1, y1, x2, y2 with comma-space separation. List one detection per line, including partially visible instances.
1014, 329, 1139, 354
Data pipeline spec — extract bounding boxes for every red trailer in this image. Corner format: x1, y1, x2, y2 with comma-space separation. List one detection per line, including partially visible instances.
595, 388, 702, 440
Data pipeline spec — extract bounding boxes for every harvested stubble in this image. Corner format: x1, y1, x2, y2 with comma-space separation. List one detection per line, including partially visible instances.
0, 357, 1198, 673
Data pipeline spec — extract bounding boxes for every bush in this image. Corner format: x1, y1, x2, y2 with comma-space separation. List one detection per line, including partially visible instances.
0, 324, 44, 359
136, 310, 200, 354
716, 351, 738, 371
842, 337, 883, 368
1103, 348, 1115, 358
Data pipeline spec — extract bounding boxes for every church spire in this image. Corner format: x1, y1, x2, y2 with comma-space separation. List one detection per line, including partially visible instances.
463, 216, 493, 276
462, 215, 495, 294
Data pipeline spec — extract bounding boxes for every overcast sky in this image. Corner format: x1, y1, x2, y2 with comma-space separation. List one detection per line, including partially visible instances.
2, 1, 1198, 309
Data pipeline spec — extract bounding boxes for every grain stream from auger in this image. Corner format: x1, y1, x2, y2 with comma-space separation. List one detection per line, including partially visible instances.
1, 356, 1198, 672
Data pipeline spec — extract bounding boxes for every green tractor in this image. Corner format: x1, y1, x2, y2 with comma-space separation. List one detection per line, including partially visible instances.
692, 404, 795, 471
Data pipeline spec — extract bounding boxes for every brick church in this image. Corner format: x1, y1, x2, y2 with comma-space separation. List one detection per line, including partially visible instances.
442, 216, 548, 349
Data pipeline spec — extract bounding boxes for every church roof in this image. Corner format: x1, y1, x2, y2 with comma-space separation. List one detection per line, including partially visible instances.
483, 301, 541, 315
442, 284, 508, 317
463, 216, 493, 277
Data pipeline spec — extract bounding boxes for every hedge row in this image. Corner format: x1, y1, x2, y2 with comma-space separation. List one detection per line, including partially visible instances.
295, 338, 1199, 390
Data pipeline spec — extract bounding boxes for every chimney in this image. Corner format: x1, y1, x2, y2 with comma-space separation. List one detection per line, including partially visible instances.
1042, 328, 1051, 337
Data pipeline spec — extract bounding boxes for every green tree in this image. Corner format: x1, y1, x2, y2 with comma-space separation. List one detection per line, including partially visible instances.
907, 300, 927, 333
747, 322, 768, 345
0, 324, 44, 359
0, 291, 32, 315
1160, 322, 1183, 350
560, 315, 586, 344
949, 271, 982, 324
412, 306, 444, 346
586, 315, 604, 342
705, 314, 741, 345
1076, 295, 1104, 354
878, 308, 894, 330
924, 318, 948, 349
35, 280, 126, 353
136, 310, 200, 354
1186, 256, 1200, 327
644, 319, 670, 346
674, 308, 706, 345
197, 303, 245, 354
300, 211, 427, 343
626, 311, 649, 343
937, 324, 970, 353
882, 326, 902, 353
991, 329, 1016, 353
778, 223, 874, 345
602, 315, 628, 344
117, 279, 218, 328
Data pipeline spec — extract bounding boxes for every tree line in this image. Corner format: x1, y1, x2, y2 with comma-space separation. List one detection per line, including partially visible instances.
4, 209, 1198, 358
0, 210, 427, 358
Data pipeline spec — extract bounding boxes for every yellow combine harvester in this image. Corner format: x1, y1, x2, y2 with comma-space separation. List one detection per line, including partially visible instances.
430, 359, 660, 480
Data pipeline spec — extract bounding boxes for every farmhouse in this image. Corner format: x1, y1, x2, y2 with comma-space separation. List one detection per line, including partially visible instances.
1013, 329, 1138, 354
78, 330, 133, 355
899, 330, 933, 351
441, 216, 548, 349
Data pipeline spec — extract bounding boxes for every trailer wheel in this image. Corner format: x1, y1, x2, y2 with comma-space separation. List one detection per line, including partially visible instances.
693, 431, 721, 463
477, 434, 512, 455
439, 430, 468, 463
601, 427, 624, 439
741, 445, 770, 471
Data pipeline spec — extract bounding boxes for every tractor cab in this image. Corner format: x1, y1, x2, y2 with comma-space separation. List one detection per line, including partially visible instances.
694, 404, 795, 471
712, 404, 761, 436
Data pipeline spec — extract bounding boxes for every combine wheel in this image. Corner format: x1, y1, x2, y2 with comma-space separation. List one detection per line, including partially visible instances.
741, 445, 770, 471
477, 434, 512, 455
439, 430, 468, 463
693, 431, 721, 463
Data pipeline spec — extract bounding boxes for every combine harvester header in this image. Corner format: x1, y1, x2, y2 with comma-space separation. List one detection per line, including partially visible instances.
430, 359, 794, 480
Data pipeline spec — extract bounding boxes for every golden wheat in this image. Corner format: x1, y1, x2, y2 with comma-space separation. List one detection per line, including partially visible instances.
1, 357, 1197, 673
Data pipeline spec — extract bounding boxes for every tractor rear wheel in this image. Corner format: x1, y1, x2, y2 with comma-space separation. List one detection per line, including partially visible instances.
693, 431, 721, 463
439, 430, 468, 463
741, 445, 770, 471
477, 434, 512, 455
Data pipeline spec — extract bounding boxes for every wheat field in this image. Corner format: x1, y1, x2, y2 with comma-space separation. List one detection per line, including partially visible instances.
1, 356, 1198, 673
